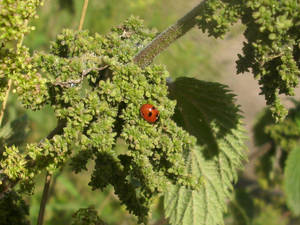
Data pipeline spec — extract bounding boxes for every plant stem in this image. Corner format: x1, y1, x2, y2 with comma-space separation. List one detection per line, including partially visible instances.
0, 20, 28, 126
78, 0, 89, 30
0, 79, 12, 126
133, 1, 206, 68
98, 189, 114, 214
37, 173, 52, 225
0, 119, 66, 200
35, 3, 91, 223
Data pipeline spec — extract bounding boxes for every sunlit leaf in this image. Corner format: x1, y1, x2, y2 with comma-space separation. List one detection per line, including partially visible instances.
165, 77, 247, 225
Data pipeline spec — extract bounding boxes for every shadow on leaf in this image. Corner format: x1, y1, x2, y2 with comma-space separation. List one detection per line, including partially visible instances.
168, 77, 241, 159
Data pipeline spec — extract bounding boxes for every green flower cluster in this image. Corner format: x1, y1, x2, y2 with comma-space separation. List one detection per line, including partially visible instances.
71, 207, 106, 225
0, 0, 45, 103
1, 17, 197, 223
197, 0, 242, 37
253, 101, 300, 187
197, 0, 300, 121
0, 0, 42, 42
266, 100, 300, 152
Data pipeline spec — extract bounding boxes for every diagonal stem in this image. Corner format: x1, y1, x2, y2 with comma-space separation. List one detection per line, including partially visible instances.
78, 0, 89, 30
133, 1, 206, 68
0, 79, 12, 126
37, 173, 52, 225
0, 119, 66, 200
35, 1, 90, 224
0, 19, 29, 126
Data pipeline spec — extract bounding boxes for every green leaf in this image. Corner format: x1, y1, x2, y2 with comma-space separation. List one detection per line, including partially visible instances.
284, 147, 300, 216
165, 77, 247, 225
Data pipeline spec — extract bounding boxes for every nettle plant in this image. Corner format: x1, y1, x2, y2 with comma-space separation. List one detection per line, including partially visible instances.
0, 0, 300, 225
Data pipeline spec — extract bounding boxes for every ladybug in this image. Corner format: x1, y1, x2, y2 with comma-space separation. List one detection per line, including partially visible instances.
140, 104, 159, 123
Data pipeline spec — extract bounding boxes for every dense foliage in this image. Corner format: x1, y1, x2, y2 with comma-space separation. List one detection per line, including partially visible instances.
1, 0, 300, 225
1, 17, 201, 223
0, 0, 45, 103
197, 0, 300, 121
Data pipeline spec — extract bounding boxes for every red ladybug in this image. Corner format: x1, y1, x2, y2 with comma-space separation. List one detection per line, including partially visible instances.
140, 104, 159, 123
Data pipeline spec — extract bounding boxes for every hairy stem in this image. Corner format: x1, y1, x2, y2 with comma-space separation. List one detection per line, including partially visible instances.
37, 173, 52, 225
133, 1, 206, 68
78, 0, 89, 30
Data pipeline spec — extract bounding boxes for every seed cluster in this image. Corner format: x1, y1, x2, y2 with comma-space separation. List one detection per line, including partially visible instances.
1, 17, 197, 223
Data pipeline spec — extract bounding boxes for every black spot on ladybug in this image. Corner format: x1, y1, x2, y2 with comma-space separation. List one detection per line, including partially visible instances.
148, 112, 153, 117
152, 106, 156, 110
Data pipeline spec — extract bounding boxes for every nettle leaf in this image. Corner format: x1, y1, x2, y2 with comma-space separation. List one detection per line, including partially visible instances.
165, 77, 247, 225
284, 147, 300, 216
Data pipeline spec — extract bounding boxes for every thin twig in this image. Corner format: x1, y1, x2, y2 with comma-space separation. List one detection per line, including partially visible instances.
0, 79, 12, 126
78, 0, 89, 30
248, 143, 272, 161
0, 20, 28, 126
259, 52, 284, 67
0, 21, 28, 196
31, 120, 66, 225
0, 118, 66, 200
53, 65, 108, 88
48, 170, 62, 198
0, 119, 66, 200
35, 3, 91, 224
37, 173, 52, 225
133, 1, 206, 68
98, 189, 114, 214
